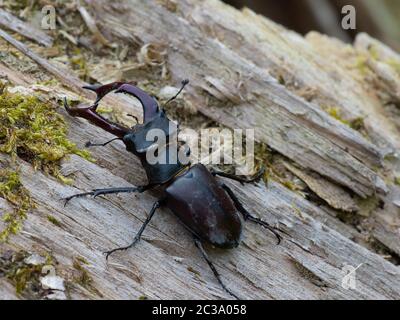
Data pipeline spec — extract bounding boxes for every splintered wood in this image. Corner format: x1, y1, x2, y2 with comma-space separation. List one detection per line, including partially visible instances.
0, 0, 400, 299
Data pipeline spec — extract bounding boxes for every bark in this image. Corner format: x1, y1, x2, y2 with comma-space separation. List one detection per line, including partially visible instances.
0, 0, 400, 300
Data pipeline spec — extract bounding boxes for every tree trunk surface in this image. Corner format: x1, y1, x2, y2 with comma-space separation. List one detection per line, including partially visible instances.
0, 0, 400, 300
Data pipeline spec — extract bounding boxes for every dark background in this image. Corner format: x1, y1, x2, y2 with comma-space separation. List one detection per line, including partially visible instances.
224, 0, 400, 50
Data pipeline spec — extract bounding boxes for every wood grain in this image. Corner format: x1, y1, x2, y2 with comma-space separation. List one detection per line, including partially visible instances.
1, 0, 400, 300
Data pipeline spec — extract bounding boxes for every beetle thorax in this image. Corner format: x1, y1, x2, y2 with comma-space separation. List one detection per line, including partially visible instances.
122, 111, 188, 185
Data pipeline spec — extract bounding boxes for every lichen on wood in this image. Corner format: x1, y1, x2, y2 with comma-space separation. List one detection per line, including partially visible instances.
0, 168, 33, 241
0, 0, 400, 300
0, 88, 91, 241
0, 89, 91, 183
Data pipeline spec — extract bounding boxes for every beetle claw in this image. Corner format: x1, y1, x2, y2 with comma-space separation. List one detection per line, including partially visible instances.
92, 190, 102, 198
246, 214, 284, 245
83, 82, 126, 104
82, 84, 102, 92
61, 191, 96, 207
62, 197, 70, 207
103, 245, 132, 261
63, 83, 131, 138
103, 250, 112, 261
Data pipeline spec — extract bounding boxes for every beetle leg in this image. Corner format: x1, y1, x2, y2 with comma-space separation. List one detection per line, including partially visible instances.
194, 238, 240, 300
210, 166, 265, 185
85, 137, 122, 148
104, 200, 163, 260
63, 185, 152, 207
221, 183, 284, 245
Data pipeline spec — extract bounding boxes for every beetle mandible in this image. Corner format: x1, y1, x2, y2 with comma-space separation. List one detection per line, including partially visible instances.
63, 80, 284, 299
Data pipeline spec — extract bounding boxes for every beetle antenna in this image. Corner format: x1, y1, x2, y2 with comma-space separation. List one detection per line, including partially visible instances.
163, 79, 189, 107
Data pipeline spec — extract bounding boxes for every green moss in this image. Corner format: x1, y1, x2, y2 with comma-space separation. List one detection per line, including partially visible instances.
367, 43, 400, 75
7, 253, 41, 295
96, 106, 113, 114
0, 90, 91, 183
0, 90, 92, 239
356, 195, 381, 218
349, 117, 365, 131
37, 79, 59, 87
187, 266, 201, 277
75, 256, 89, 265
253, 143, 274, 183
394, 177, 400, 186
282, 180, 297, 191
47, 215, 62, 228
73, 258, 92, 286
0, 169, 34, 242
386, 58, 400, 75
156, 0, 178, 12
368, 45, 380, 60
44, 252, 54, 266
73, 257, 102, 297
324, 106, 365, 132
0, 250, 45, 297
138, 295, 148, 300
0, 82, 6, 95
278, 74, 286, 85
325, 106, 349, 125
69, 49, 89, 81
4, 0, 30, 11
353, 55, 370, 76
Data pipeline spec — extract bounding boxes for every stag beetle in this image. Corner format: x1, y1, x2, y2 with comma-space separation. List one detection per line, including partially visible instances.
63, 80, 283, 299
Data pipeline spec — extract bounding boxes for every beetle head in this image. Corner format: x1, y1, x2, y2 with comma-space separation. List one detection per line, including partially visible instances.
64, 81, 189, 185
64, 81, 187, 143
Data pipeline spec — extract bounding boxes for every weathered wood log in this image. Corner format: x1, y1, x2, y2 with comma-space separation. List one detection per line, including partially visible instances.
0, 9, 53, 47
1, 0, 400, 300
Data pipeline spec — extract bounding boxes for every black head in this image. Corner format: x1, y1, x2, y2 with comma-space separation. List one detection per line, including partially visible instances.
122, 109, 178, 156
117, 81, 189, 184
64, 80, 189, 184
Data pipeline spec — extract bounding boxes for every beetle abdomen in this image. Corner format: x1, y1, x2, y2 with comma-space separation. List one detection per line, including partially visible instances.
164, 164, 242, 248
